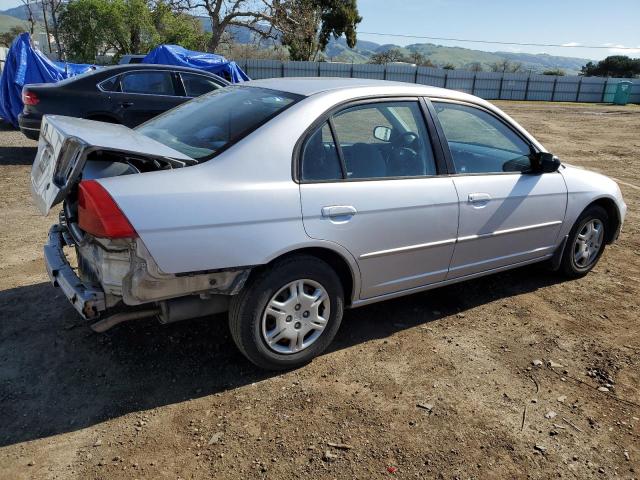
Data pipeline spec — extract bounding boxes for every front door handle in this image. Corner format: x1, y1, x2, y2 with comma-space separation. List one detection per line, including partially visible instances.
321, 205, 357, 218
468, 193, 492, 204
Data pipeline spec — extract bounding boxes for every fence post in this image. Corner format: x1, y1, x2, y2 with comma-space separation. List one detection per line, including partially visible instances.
498, 75, 504, 99
414, 66, 419, 84
471, 73, 477, 95
383, 64, 387, 80
575, 78, 582, 102
350, 62, 354, 78
444, 72, 448, 89
317, 62, 321, 76
601, 78, 609, 103
281, 61, 285, 78
551, 77, 558, 101
524, 76, 530, 100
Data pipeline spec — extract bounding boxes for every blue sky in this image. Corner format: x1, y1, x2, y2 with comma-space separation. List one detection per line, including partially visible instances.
1, 0, 638, 60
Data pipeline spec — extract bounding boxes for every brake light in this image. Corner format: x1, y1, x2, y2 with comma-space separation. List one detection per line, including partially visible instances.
78, 180, 137, 238
22, 89, 39, 106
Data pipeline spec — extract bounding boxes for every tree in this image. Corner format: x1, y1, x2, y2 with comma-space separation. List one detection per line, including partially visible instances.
489, 59, 523, 73
467, 62, 483, 72
369, 48, 404, 64
581, 56, 640, 78
276, 0, 361, 61
59, 0, 209, 62
441, 63, 455, 70
0, 25, 27, 47
543, 68, 565, 76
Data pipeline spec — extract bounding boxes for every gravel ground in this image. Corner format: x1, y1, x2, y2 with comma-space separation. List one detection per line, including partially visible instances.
0, 102, 639, 479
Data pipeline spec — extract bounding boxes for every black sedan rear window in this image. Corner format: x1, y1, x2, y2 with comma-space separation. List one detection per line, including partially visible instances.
136, 86, 301, 161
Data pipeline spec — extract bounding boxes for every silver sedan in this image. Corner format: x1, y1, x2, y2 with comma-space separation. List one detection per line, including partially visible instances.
31, 78, 627, 370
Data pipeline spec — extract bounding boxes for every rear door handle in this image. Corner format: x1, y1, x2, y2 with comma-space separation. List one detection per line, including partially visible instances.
120, 101, 134, 108
321, 205, 357, 218
468, 193, 492, 204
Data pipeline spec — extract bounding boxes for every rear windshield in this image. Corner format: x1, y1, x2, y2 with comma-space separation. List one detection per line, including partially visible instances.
136, 86, 301, 161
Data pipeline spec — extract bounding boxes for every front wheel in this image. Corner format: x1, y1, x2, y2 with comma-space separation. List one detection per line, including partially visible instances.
560, 205, 608, 278
228, 255, 344, 370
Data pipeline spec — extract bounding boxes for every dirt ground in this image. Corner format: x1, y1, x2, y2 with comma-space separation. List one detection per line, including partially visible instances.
1, 101, 639, 480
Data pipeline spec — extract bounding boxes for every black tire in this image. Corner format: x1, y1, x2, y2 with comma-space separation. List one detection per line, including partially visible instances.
560, 205, 608, 278
228, 255, 344, 370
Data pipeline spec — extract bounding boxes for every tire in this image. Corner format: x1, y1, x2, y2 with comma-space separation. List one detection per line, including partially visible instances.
228, 255, 344, 370
560, 205, 608, 278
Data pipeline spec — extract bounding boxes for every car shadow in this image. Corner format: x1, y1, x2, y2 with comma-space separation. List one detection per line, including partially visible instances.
0, 264, 564, 447
0, 121, 37, 166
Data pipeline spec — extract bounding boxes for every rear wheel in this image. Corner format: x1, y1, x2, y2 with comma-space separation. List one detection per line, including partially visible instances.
228, 255, 344, 370
560, 205, 608, 278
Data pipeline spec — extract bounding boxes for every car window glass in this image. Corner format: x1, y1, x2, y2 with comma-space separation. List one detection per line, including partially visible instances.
181, 73, 221, 97
137, 86, 299, 161
121, 71, 175, 95
98, 76, 118, 92
330, 102, 437, 179
433, 102, 532, 174
301, 122, 342, 181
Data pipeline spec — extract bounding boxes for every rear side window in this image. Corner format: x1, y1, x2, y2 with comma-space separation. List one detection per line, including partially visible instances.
181, 73, 221, 97
301, 122, 342, 181
98, 76, 119, 92
121, 71, 175, 96
433, 102, 532, 174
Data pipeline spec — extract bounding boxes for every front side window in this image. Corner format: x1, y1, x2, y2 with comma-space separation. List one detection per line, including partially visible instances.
180, 73, 221, 97
137, 86, 300, 161
433, 102, 532, 174
121, 71, 175, 96
327, 101, 436, 180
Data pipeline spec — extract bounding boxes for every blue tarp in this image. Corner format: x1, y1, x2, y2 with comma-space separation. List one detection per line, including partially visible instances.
143, 44, 249, 83
0, 33, 95, 127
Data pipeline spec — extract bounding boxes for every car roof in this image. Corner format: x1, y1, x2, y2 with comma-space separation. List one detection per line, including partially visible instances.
244, 77, 468, 100
98, 63, 223, 76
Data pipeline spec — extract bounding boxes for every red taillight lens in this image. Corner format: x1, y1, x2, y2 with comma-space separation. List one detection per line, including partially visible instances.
22, 90, 39, 106
78, 180, 137, 239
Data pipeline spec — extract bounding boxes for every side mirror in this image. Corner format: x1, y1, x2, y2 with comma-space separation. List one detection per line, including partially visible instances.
373, 125, 392, 142
532, 152, 561, 173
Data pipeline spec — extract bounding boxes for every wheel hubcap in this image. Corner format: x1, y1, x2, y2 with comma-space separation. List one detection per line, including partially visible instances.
261, 279, 330, 354
573, 219, 604, 268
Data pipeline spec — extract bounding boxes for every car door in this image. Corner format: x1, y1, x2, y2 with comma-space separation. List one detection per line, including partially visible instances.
299, 99, 459, 300
430, 100, 567, 279
115, 70, 186, 126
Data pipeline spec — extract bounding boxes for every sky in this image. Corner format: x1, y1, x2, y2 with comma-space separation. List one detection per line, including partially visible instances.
1, 0, 638, 60
355, 0, 640, 61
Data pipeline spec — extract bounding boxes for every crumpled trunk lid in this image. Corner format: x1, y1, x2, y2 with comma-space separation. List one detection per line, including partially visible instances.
31, 115, 193, 215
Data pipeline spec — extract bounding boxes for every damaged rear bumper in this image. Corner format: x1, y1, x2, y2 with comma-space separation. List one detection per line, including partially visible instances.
44, 224, 106, 319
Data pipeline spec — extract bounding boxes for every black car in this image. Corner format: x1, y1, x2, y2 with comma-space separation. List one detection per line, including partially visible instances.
18, 64, 229, 140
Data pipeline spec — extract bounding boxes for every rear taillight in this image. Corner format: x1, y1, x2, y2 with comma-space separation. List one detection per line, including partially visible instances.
22, 89, 39, 106
78, 180, 137, 239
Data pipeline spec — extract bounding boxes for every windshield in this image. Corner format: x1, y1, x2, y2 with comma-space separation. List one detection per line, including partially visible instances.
136, 86, 301, 161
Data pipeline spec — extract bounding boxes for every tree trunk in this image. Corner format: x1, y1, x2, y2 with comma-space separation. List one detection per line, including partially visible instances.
208, 17, 224, 52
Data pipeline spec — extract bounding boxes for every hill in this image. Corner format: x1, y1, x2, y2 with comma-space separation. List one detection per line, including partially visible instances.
0, 13, 30, 33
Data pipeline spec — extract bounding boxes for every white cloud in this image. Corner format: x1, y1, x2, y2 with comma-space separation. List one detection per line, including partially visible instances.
600, 43, 640, 55
562, 42, 582, 47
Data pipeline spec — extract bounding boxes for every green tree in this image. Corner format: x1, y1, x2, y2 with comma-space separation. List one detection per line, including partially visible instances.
369, 48, 405, 64
58, 0, 117, 62
275, 0, 361, 61
581, 56, 640, 78
0, 25, 27, 48
543, 68, 565, 76
152, 2, 209, 51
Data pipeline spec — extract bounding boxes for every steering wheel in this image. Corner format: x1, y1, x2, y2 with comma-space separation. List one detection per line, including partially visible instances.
389, 131, 424, 176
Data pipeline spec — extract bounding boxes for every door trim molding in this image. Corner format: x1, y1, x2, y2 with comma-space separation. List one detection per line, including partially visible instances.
360, 238, 456, 259
457, 220, 562, 243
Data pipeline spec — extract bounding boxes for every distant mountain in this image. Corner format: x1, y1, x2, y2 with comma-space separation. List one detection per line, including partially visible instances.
0, 13, 30, 33
0, 3, 46, 23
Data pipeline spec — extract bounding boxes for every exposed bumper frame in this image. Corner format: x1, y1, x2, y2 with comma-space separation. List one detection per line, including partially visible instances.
44, 224, 106, 319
